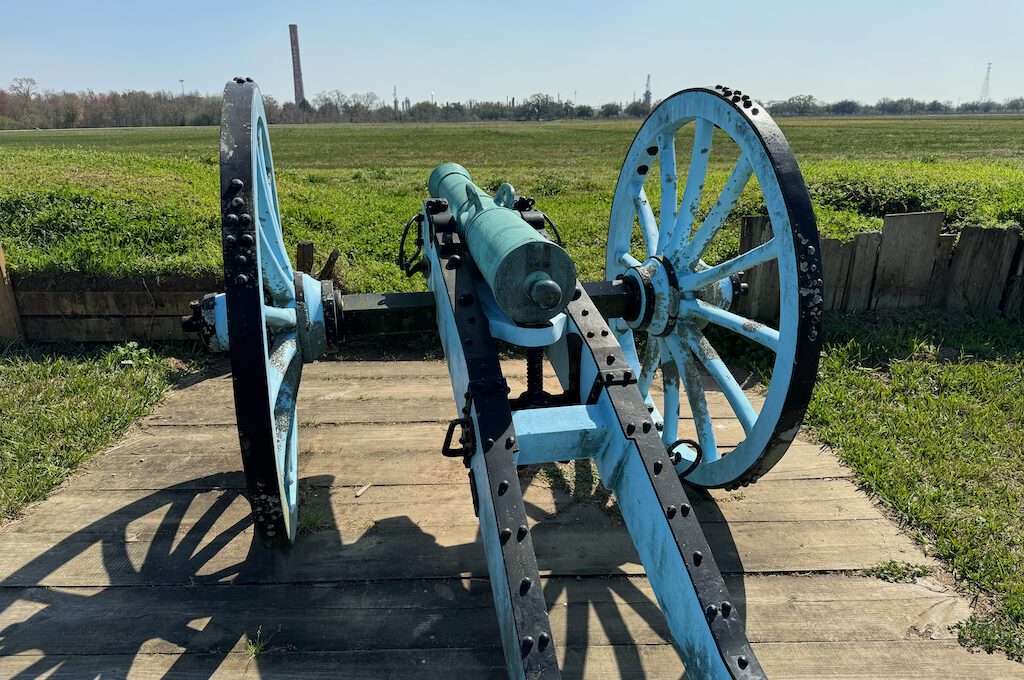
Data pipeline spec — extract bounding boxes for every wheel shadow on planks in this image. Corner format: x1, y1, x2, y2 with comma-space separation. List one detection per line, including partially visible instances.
0, 361, 1022, 679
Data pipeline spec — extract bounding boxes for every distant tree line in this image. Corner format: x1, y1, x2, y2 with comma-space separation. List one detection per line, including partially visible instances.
765, 93, 1024, 116
2, 77, 1023, 130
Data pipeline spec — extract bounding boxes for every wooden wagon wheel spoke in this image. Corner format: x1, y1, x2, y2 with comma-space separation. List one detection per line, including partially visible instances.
607, 86, 823, 489
219, 79, 302, 545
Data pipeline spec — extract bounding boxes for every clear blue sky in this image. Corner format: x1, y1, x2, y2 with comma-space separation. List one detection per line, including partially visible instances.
1, 0, 1019, 106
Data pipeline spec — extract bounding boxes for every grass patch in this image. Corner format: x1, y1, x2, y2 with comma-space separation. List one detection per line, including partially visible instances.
2, 118, 1024, 281
806, 312, 1024, 659
865, 560, 933, 583
0, 341, 190, 520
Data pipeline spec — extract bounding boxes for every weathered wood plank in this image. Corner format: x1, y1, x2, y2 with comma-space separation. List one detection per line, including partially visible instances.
945, 226, 1022, 312
926, 233, 957, 308
738, 215, 780, 321
871, 212, 943, 310
998, 230, 1024, 319
68, 433, 848, 491
0, 640, 1019, 680
15, 291, 198, 317
843, 231, 881, 312
8, 477, 881, 539
22, 315, 189, 342
0, 576, 969, 657
0, 512, 927, 586
820, 238, 853, 311
0, 241, 24, 341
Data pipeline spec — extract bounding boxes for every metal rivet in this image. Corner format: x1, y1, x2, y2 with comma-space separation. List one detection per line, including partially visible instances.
743, 100, 752, 109
586, 331, 594, 338
521, 636, 534, 656
500, 527, 512, 543
655, 422, 663, 431
446, 255, 462, 269
505, 436, 516, 449
230, 197, 244, 208
737, 656, 749, 669
241, 234, 254, 245
606, 355, 615, 365
235, 255, 247, 264
666, 505, 677, 518
520, 577, 532, 594
642, 422, 652, 433
693, 551, 703, 566
751, 108, 759, 115
458, 293, 474, 306
517, 524, 528, 541
581, 309, 589, 316
646, 404, 654, 412
653, 460, 663, 475
721, 601, 733, 618
705, 604, 718, 619
234, 275, 248, 285
680, 503, 691, 516
231, 178, 244, 188
498, 480, 509, 495
600, 330, 608, 337
623, 370, 632, 381
637, 165, 649, 175
572, 287, 582, 300
484, 437, 494, 449
225, 234, 237, 244
626, 423, 636, 435
671, 451, 682, 465
225, 214, 239, 225
240, 214, 252, 225
606, 372, 615, 382
645, 145, 658, 155
538, 632, 550, 650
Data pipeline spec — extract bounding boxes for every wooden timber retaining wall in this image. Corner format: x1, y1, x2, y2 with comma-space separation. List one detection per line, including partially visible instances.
738, 212, 1024, 321
1, 273, 219, 342
1, 211, 1022, 343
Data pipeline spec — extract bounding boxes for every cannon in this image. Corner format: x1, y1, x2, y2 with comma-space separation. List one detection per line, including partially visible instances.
182, 78, 823, 679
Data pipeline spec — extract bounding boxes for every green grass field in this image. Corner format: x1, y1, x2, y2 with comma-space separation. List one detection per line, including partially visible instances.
2, 116, 1024, 289
1, 117, 1022, 658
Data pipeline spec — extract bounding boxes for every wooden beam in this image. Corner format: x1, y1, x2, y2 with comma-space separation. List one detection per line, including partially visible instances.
871, 212, 943, 310
945, 226, 1022, 312
297, 241, 314, 274
843, 231, 882, 312
0, 241, 24, 341
737, 216, 779, 322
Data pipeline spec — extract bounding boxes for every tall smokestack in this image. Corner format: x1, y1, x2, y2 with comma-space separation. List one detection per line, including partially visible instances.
289, 24, 306, 106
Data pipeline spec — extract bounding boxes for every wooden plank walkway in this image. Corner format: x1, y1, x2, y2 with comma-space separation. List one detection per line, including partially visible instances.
0, 360, 1020, 679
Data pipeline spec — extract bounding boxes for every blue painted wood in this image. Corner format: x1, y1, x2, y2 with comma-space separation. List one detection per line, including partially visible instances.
245, 89, 301, 541
512, 405, 610, 465
604, 89, 804, 488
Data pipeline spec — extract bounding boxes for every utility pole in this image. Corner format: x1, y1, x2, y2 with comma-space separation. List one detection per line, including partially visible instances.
979, 62, 992, 102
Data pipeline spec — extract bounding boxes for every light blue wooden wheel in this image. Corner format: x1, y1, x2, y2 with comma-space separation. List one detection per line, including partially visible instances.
220, 79, 301, 545
606, 87, 823, 489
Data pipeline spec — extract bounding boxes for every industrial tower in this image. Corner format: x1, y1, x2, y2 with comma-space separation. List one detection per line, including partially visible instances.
979, 62, 992, 103
643, 74, 652, 108
289, 24, 307, 106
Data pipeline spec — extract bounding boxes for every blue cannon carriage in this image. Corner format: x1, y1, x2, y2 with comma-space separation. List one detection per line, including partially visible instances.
182, 78, 824, 679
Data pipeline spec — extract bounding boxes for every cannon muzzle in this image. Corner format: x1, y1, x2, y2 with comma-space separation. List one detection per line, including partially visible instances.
428, 163, 577, 325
